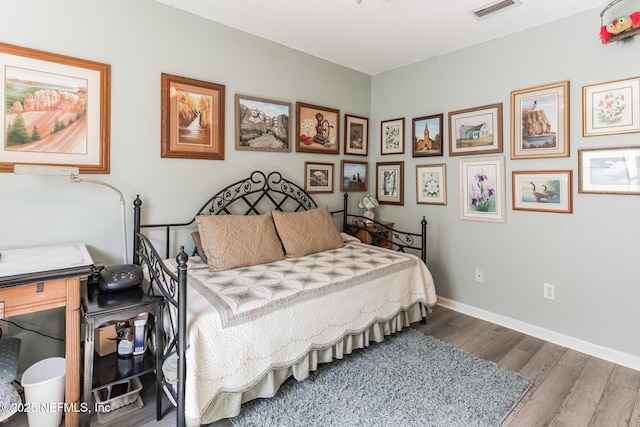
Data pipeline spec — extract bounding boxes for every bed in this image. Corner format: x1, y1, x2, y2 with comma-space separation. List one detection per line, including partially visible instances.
132, 170, 437, 427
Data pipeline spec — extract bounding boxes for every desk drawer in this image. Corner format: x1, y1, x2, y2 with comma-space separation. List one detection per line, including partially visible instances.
0, 279, 67, 318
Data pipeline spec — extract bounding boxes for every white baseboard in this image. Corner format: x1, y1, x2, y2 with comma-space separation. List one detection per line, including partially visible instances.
436, 296, 640, 372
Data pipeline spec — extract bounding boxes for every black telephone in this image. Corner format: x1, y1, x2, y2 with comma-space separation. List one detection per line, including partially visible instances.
97, 264, 143, 293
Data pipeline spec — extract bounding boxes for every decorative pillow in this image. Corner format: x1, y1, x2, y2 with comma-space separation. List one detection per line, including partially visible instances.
271, 205, 344, 258
190, 231, 208, 264
195, 212, 285, 271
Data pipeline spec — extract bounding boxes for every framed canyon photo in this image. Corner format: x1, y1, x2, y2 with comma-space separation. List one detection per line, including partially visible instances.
582, 76, 640, 137
0, 42, 111, 173
161, 73, 225, 160
448, 103, 502, 156
235, 94, 292, 152
296, 102, 340, 154
510, 81, 569, 159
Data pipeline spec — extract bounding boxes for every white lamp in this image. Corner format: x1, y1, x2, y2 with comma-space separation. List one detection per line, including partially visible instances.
14, 164, 128, 264
357, 193, 379, 221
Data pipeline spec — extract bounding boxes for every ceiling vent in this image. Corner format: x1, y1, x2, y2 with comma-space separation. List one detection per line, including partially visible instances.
472, 0, 522, 19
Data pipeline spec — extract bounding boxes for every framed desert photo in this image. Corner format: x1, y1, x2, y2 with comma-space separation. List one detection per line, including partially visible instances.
304, 162, 334, 193
0, 42, 110, 173
416, 164, 446, 205
235, 94, 291, 152
578, 146, 640, 195
296, 102, 339, 154
344, 114, 368, 156
449, 103, 502, 156
381, 118, 405, 155
376, 161, 404, 205
412, 114, 444, 157
512, 170, 573, 214
341, 160, 368, 192
460, 156, 506, 222
511, 81, 569, 159
582, 76, 640, 137
161, 73, 225, 160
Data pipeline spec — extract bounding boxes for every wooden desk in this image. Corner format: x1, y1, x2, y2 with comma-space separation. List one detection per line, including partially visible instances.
0, 244, 94, 427
345, 220, 395, 249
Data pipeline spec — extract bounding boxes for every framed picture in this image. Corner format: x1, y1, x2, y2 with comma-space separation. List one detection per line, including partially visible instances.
412, 114, 444, 157
235, 94, 292, 152
296, 102, 340, 154
340, 160, 368, 192
376, 161, 404, 205
510, 81, 569, 159
460, 156, 506, 222
304, 162, 334, 193
416, 164, 447, 205
448, 103, 502, 156
512, 170, 573, 213
161, 73, 225, 160
578, 146, 640, 195
344, 114, 369, 156
0, 42, 111, 173
381, 118, 405, 155
583, 76, 640, 137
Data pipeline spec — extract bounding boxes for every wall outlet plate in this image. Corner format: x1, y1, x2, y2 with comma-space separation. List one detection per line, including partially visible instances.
544, 283, 555, 300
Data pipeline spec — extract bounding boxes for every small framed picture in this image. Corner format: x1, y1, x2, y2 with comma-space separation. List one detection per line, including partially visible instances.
412, 114, 444, 157
340, 160, 368, 192
376, 161, 404, 205
510, 81, 569, 159
459, 156, 506, 222
344, 114, 369, 156
381, 118, 405, 155
449, 103, 503, 156
512, 170, 573, 213
304, 162, 334, 193
583, 76, 640, 137
296, 102, 340, 154
416, 164, 446, 205
235, 94, 292, 152
578, 146, 640, 195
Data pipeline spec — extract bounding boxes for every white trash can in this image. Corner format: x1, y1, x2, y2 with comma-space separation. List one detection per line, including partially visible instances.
21, 357, 66, 427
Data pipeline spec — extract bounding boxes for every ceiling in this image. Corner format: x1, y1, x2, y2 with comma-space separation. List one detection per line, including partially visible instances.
155, 0, 607, 75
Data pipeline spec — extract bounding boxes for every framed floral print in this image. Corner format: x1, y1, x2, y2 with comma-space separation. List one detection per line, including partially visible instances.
583, 76, 640, 137
381, 118, 404, 155
376, 161, 404, 205
460, 156, 506, 222
512, 170, 573, 213
416, 164, 446, 205
344, 114, 368, 156
449, 103, 502, 156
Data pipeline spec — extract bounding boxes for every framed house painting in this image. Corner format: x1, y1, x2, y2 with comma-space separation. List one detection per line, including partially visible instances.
510, 81, 569, 159
416, 164, 446, 205
0, 42, 111, 173
341, 160, 368, 192
235, 94, 292, 152
578, 146, 640, 195
296, 102, 340, 154
412, 114, 443, 157
449, 103, 502, 156
161, 73, 225, 160
512, 170, 572, 213
304, 162, 334, 193
460, 156, 506, 222
376, 161, 404, 205
344, 114, 368, 156
583, 76, 640, 137
381, 118, 405, 155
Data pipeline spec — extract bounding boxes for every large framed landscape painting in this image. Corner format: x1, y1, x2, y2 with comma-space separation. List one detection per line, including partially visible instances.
235, 94, 292, 152
0, 42, 111, 173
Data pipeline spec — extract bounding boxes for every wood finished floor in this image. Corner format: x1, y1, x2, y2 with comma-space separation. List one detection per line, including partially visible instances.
7, 304, 640, 426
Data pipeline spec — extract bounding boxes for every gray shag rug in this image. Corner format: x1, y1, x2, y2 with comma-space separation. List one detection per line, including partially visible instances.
230, 328, 532, 427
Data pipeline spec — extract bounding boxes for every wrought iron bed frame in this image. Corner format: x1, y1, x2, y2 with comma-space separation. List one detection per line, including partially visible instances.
131, 170, 427, 427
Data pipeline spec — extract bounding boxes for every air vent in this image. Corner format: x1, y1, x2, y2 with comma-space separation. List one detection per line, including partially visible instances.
472, 0, 521, 19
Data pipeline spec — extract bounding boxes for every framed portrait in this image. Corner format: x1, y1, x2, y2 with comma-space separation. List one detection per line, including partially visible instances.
459, 156, 506, 222
0, 42, 111, 173
512, 170, 573, 213
416, 164, 447, 205
448, 103, 502, 156
340, 160, 368, 192
583, 76, 640, 137
381, 118, 405, 155
578, 146, 640, 195
376, 161, 404, 205
235, 94, 292, 152
344, 114, 369, 156
510, 81, 569, 159
412, 114, 444, 157
161, 73, 225, 160
304, 162, 334, 193
296, 102, 340, 154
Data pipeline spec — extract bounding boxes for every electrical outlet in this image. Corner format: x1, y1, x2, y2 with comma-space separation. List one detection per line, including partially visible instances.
544, 283, 555, 300
474, 268, 484, 283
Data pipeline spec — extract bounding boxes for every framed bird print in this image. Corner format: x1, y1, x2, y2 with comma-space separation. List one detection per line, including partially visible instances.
512, 170, 573, 213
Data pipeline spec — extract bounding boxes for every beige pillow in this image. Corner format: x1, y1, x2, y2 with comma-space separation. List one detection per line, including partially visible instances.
271, 205, 344, 258
190, 231, 208, 264
195, 212, 285, 271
